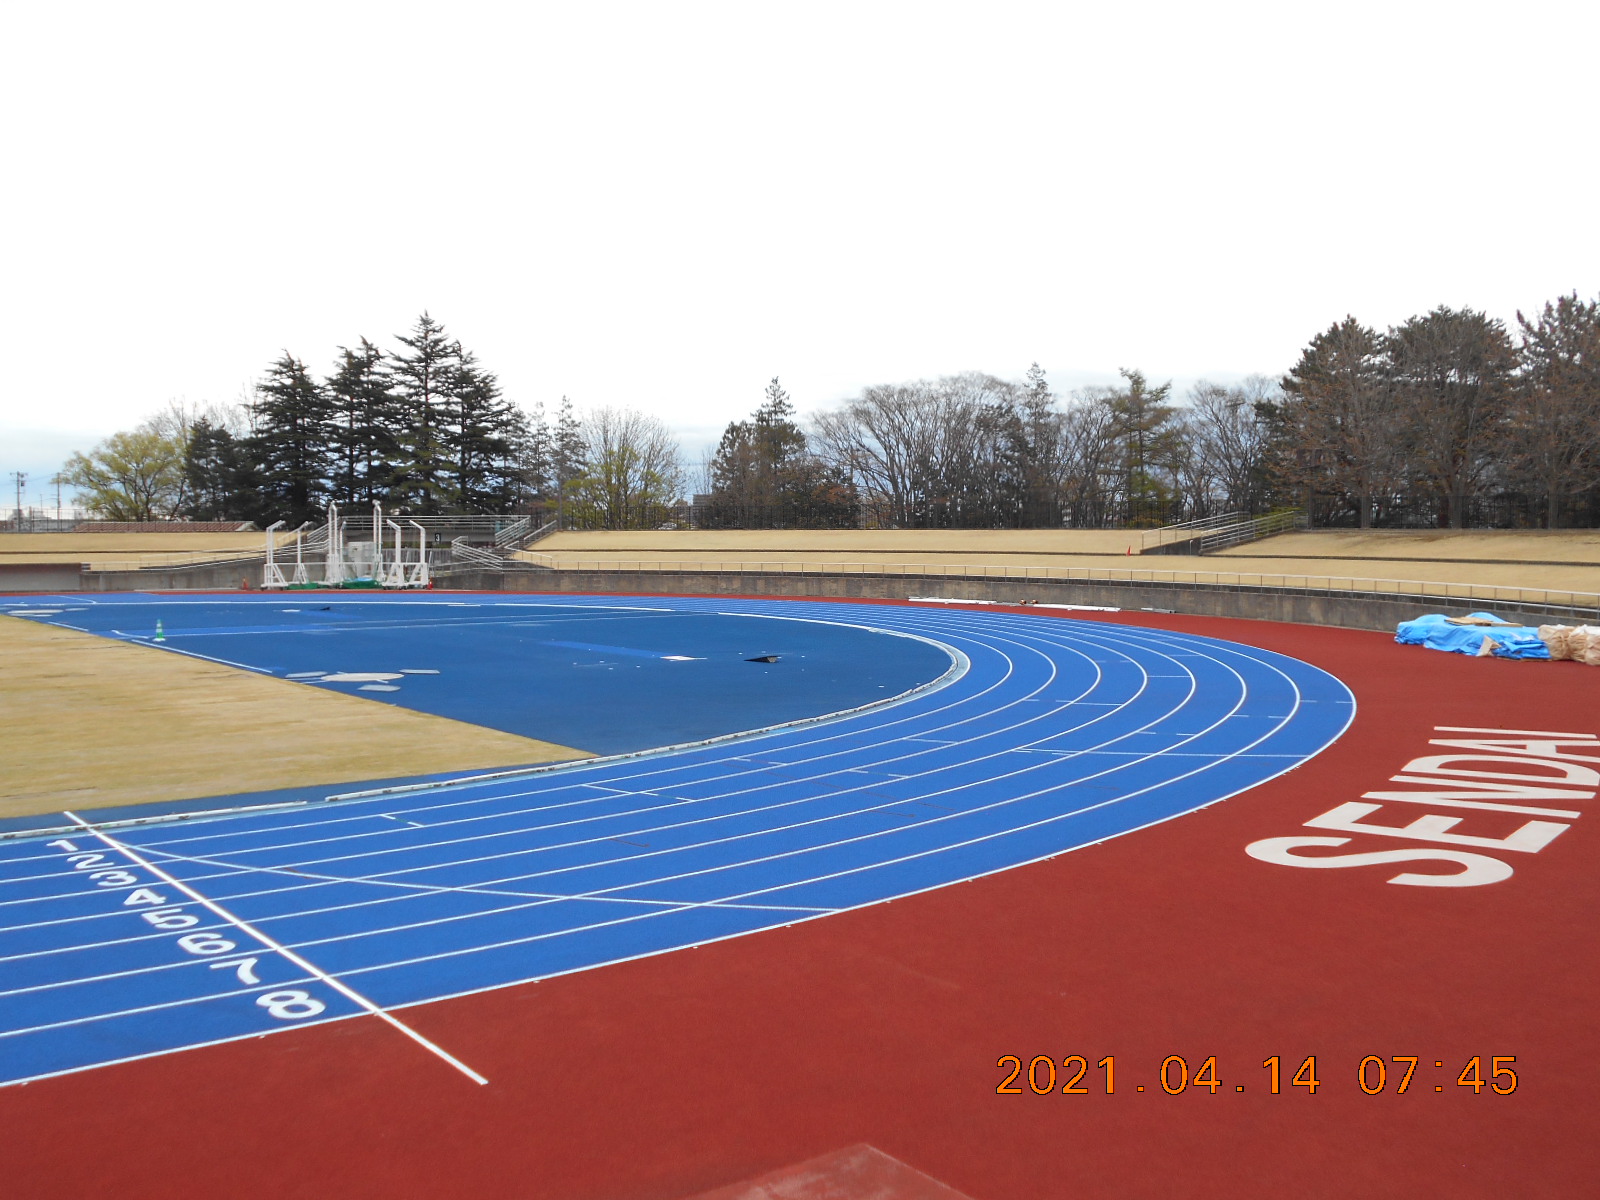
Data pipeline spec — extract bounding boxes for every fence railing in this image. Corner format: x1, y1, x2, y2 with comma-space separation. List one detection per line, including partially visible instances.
521, 519, 560, 547
0, 516, 88, 533
86, 552, 272, 573
1192, 509, 1309, 554
492, 516, 533, 548
502, 551, 1600, 615
1309, 490, 1600, 530
492, 517, 558, 550
449, 537, 510, 570
1139, 512, 1247, 552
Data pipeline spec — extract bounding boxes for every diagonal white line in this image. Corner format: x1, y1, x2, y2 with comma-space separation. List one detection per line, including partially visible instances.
62, 811, 488, 1087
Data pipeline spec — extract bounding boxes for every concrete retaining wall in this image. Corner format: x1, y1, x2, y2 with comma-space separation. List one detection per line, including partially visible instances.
60, 558, 1599, 633
0, 563, 85, 593
82, 561, 265, 592
433, 567, 1600, 633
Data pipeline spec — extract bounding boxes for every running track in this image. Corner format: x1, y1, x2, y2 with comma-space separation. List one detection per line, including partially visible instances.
0, 596, 1351, 1087
3, 598, 1596, 1199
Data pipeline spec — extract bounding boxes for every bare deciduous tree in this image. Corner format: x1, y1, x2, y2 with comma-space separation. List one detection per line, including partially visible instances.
812, 373, 1028, 527
565, 406, 684, 529
62, 419, 188, 521
1179, 376, 1277, 517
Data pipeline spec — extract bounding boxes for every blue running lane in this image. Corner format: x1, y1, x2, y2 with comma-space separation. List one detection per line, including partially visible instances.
0, 594, 1353, 1086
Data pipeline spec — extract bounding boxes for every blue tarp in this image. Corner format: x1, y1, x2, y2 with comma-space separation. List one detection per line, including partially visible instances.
1396, 613, 1551, 659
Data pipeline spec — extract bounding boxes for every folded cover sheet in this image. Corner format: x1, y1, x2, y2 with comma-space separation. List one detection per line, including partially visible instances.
1396, 613, 1552, 659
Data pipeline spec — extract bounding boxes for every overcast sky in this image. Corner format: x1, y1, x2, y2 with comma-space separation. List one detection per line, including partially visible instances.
2, 1, 1596, 509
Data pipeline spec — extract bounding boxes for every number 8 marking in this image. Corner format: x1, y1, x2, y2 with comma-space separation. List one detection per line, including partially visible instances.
257, 990, 326, 1020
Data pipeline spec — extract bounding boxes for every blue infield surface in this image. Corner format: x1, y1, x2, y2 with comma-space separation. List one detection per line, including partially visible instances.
0, 594, 1354, 1086
0, 595, 953, 755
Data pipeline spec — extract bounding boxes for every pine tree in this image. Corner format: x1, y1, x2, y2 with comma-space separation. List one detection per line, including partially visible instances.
1014, 362, 1064, 525
520, 398, 553, 504
708, 377, 813, 527
1105, 369, 1179, 525
552, 395, 586, 527
386, 313, 461, 513
326, 338, 400, 506
448, 350, 523, 511
753, 378, 808, 484
181, 418, 265, 522
249, 352, 333, 524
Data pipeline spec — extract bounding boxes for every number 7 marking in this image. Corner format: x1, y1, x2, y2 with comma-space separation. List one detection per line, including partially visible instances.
210, 957, 261, 985
1392, 1056, 1418, 1094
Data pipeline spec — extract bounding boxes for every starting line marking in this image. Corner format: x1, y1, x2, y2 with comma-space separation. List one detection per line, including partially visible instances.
62, 811, 488, 1087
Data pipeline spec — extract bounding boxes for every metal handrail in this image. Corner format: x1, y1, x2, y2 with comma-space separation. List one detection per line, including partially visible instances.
520, 519, 560, 547
493, 516, 533, 547
89, 552, 274, 573
1193, 509, 1308, 554
1139, 511, 1247, 551
449, 537, 507, 570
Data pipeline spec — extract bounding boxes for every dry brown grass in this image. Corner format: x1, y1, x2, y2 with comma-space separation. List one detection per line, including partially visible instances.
1212, 529, 1600, 564
0, 530, 302, 569
516, 530, 1600, 603
0, 615, 589, 819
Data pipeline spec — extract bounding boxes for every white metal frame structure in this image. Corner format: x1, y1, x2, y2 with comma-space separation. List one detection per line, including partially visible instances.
406, 520, 431, 588
261, 520, 288, 588
324, 503, 349, 587
262, 499, 435, 588
262, 502, 433, 590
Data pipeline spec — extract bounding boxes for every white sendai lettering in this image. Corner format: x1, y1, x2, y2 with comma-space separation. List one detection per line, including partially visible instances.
1244, 836, 1514, 887
1304, 802, 1570, 853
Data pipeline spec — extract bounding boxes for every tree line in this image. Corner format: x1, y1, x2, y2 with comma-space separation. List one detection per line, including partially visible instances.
63, 314, 684, 530
714, 295, 1598, 531
1276, 297, 1600, 528
61, 294, 1600, 531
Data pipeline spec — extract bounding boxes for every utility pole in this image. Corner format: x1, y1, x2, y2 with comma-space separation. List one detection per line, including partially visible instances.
9, 471, 25, 530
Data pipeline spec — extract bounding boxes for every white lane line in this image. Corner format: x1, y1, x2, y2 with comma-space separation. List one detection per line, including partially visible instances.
0, 606, 987, 867
306, 654, 1329, 986
0, 627, 1126, 921
0, 621, 1242, 951
90, 637, 1074, 886
0, 973, 322, 1039
1, 1013, 365, 1091
126, 626, 1045, 860
0, 865, 838, 973
122, 640, 273, 674
1, 610, 1330, 960
9, 656, 1321, 1011
66, 608, 1002, 851
0, 632, 1016, 899
68, 658, 1202, 960
61, 811, 488, 1087
0, 649, 1171, 979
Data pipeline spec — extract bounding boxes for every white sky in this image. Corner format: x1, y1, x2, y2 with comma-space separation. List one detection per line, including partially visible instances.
2, 0, 1596, 506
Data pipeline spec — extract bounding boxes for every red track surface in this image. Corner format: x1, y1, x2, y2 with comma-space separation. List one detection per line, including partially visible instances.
6, 606, 1596, 1199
